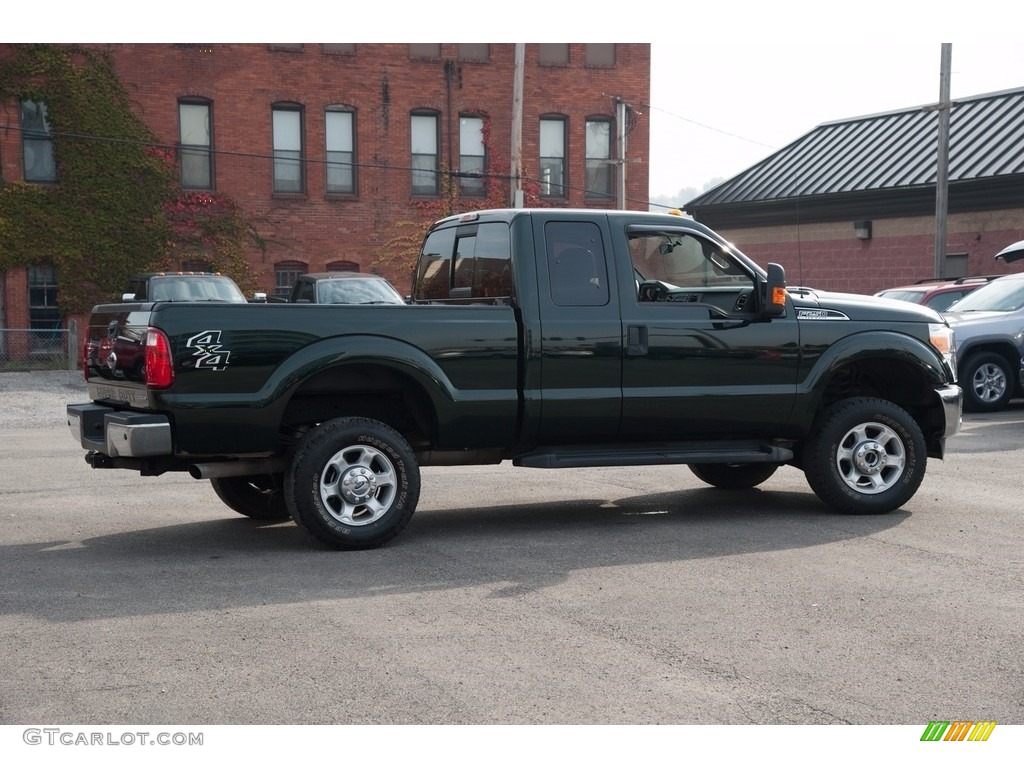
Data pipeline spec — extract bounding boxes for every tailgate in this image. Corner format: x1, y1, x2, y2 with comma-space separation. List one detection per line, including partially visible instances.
83, 303, 154, 404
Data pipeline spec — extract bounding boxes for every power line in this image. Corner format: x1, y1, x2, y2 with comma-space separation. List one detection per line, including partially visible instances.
641, 102, 776, 150
2, 122, 651, 206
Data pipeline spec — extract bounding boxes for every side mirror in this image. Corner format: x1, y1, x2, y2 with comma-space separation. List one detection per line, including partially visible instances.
122, 292, 136, 301
762, 263, 787, 317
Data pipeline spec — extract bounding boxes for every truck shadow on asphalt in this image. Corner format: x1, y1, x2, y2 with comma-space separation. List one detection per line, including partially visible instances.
2, 486, 910, 621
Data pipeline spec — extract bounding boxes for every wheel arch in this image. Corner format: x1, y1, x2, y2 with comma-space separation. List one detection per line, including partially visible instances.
956, 339, 1020, 384
793, 332, 954, 460
281, 359, 439, 450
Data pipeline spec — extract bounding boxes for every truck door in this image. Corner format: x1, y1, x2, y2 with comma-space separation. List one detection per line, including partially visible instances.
533, 216, 623, 442
615, 225, 799, 441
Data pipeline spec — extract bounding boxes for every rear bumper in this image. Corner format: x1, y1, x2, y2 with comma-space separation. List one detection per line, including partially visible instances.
67, 402, 171, 458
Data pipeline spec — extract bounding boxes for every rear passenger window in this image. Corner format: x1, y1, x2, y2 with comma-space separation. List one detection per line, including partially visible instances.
546, 221, 609, 306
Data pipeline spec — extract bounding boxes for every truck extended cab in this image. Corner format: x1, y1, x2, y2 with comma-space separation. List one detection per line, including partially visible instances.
68, 208, 962, 550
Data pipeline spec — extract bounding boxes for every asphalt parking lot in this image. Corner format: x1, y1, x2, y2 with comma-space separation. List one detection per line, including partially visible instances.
1, 372, 1022, 728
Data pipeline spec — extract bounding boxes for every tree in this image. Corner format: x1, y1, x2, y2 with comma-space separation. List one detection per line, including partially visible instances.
0, 44, 261, 315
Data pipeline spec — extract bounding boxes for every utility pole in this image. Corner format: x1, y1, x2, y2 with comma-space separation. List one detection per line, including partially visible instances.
933, 43, 952, 278
511, 43, 525, 208
616, 97, 627, 209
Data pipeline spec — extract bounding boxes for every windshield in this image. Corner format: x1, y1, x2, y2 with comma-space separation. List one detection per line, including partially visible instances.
877, 289, 925, 304
150, 277, 246, 302
320, 278, 405, 304
946, 277, 1024, 312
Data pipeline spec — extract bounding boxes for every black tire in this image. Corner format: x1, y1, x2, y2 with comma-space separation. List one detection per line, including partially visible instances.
285, 417, 420, 550
211, 474, 290, 520
803, 397, 926, 515
689, 463, 779, 489
960, 352, 1014, 412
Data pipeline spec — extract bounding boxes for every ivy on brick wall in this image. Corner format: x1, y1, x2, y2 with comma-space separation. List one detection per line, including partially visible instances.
0, 44, 261, 315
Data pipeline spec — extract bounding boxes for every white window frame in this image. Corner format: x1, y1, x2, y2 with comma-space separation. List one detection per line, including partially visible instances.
411, 113, 439, 196
540, 117, 566, 198
326, 107, 356, 194
179, 100, 213, 189
272, 105, 304, 193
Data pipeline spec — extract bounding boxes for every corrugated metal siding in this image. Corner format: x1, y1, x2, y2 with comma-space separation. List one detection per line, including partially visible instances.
688, 87, 1024, 207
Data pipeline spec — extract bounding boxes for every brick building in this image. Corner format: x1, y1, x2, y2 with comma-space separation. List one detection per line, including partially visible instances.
0, 43, 651, 362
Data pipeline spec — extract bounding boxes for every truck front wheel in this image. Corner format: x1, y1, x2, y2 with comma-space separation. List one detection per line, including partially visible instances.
285, 417, 420, 549
803, 397, 926, 515
210, 474, 290, 520
689, 463, 779, 489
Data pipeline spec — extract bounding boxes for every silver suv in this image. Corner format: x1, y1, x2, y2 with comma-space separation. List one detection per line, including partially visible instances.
943, 241, 1024, 412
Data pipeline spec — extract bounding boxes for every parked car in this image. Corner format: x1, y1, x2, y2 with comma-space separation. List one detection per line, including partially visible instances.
286, 272, 406, 305
941, 241, 1024, 411
874, 276, 998, 312
122, 272, 249, 303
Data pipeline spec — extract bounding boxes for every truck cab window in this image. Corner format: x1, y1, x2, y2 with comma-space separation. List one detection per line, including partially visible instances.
417, 222, 512, 302
415, 227, 456, 301
630, 231, 752, 306
546, 221, 609, 307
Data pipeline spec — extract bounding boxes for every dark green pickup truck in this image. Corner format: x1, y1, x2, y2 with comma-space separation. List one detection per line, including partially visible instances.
68, 208, 962, 549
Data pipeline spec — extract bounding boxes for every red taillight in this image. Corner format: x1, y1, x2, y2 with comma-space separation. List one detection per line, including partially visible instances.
145, 328, 175, 389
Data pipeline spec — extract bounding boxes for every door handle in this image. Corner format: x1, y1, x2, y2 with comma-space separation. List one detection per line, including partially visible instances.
626, 325, 648, 356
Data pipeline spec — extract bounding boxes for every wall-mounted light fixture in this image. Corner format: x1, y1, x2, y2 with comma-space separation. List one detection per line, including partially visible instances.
854, 220, 872, 240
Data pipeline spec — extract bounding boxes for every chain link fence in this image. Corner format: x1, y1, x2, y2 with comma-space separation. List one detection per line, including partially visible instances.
0, 320, 78, 372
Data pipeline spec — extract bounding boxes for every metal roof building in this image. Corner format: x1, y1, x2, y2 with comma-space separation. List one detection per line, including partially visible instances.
683, 88, 1024, 293
687, 87, 1024, 225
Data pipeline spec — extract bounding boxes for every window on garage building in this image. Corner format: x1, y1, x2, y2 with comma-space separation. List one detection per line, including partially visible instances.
409, 44, 440, 60
585, 44, 615, 67
272, 104, 304, 193
179, 99, 213, 189
411, 112, 439, 196
274, 260, 307, 299
20, 99, 57, 183
326, 260, 359, 272
325, 107, 356, 194
459, 115, 486, 197
457, 44, 489, 62
539, 44, 569, 66
322, 44, 355, 55
539, 116, 567, 198
585, 117, 614, 199
28, 264, 62, 352
179, 259, 212, 273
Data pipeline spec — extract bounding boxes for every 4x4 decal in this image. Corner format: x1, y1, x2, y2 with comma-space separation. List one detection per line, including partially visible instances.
186, 330, 231, 370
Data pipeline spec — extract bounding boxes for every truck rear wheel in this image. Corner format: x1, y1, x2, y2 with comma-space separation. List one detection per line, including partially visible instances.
211, 474, 290, 520
689, 463, 779, 489
803, 397, 926, 515
285, 417, 420, 549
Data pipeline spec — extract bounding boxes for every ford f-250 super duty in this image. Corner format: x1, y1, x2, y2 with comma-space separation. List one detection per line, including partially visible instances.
68, 208, 962, 550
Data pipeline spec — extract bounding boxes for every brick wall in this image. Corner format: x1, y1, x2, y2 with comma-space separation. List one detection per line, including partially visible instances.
718, 211, 1024, 295
95, 43, 652, 295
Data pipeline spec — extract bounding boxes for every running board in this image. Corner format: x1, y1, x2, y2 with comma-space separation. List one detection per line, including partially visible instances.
513, 441, 793, 469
